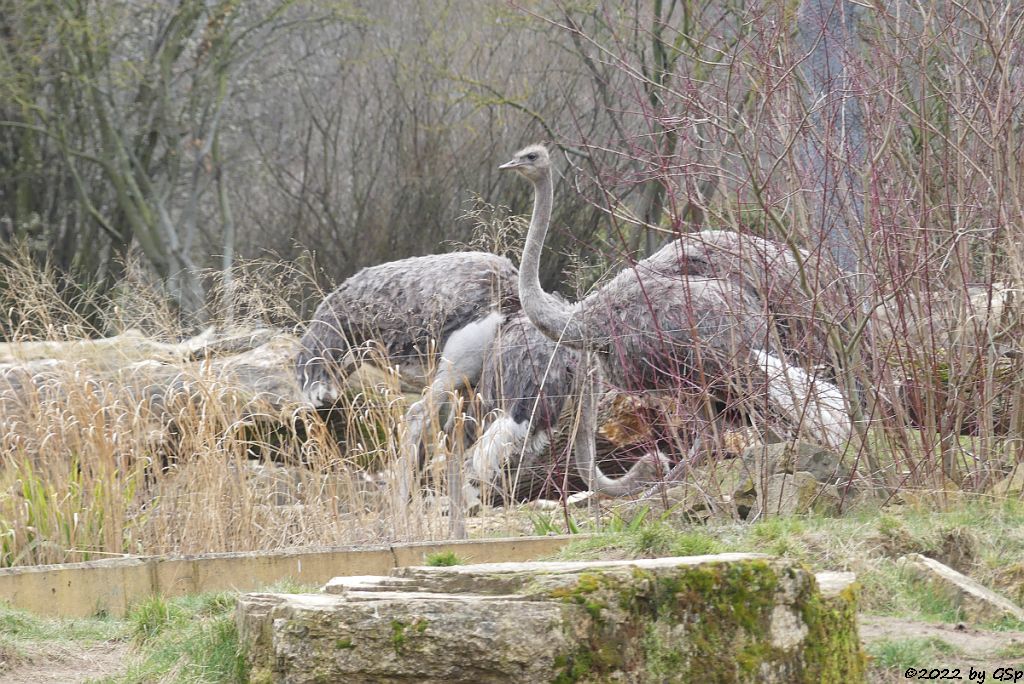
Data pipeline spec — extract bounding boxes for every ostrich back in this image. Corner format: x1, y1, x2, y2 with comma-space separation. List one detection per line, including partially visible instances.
582, 266, 767, 393
645, 230, 850, 362
303, 252, 519, 373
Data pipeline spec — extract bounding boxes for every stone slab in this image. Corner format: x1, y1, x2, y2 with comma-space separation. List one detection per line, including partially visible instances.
238, 554, 866, 683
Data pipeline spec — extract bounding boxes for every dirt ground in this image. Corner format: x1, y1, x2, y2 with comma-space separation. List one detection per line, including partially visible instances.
1, 615, 1022, 682
860, 615, 1024, 660
0, 640, 131, 684
861, 615, 1024, 682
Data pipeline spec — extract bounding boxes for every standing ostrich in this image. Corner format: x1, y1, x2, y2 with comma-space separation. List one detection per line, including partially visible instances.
464, 312, 574, 505
499, 144, 850, 494
465, 312, 668, 506
296, 252, 519, 496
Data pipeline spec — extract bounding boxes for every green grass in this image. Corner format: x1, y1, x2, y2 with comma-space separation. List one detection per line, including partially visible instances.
104, 593, 246, 683
867, 636, 960, 669
553, 495, 1024, 629
0, 602, 124, 668
0, 592, 252, 683
529, 510, 581, 536
0, 575, 335, 683
997, 641, 1024, 659
425, 550, 464, 566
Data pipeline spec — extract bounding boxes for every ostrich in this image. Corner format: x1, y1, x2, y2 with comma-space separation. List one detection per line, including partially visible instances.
463, 312, 574, 505
296, 251, 519, 497
642, 229, 850, 366
464, 312, 668, 507
499, 144, 851, 494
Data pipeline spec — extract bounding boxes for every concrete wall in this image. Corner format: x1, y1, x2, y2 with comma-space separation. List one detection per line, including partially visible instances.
0, 536, 576, 617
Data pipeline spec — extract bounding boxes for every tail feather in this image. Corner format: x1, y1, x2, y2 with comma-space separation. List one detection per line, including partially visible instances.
753, 349, 852, 448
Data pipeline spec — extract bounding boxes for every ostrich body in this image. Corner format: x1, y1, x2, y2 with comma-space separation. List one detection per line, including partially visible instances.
500, 144, 851, 494
644, 230, 848, 364
297, 251, 519, 496
465, 312, 670, 505
464, 311, 575, 505
297, 252, 519, 403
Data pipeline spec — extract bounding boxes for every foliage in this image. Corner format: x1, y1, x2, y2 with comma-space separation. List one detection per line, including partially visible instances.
424, 551, 463, 566
866, 636, 959, 670
119, 593, 247, 683
557, 496, 1024, 630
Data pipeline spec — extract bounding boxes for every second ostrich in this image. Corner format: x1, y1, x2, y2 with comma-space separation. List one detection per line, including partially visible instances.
499, 144, 851, 494
296, 252, 519, 497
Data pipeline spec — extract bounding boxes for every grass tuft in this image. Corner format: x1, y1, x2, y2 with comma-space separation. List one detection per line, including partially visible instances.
425, 550, 463, 566
115, 593, 247, 683
866, 636, 959, 670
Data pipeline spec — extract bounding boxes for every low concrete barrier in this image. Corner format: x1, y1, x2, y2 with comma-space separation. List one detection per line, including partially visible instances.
0, 535, 577, 617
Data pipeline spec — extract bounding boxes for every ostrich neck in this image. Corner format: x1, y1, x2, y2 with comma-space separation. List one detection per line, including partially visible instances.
519, 171, 585, 347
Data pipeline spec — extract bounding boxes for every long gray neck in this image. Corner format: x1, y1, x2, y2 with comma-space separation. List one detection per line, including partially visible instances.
518, 170, 586, 348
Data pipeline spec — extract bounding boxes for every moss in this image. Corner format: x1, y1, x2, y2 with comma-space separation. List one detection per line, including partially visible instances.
389, 617, 428, 654
655, 560, 786, 681
552, 646, 594, 684
550, 572, 609, 621
335, 637, 354, 649
798, 579, 868, 682
389, 620, 407, 653
549, 559, 865, 683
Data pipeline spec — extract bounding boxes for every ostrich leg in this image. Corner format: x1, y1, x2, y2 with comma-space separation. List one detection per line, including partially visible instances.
395, 312, 503, 502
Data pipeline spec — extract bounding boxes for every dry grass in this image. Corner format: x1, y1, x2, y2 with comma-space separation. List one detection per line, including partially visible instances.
0, 244, 500, 567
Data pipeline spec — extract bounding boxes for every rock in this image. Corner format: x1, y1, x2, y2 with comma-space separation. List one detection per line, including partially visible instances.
237, 554, 866, 683
656, 457, 757, 521
898, 553, 1024, 624
757, 472, 841, 517
743, 441, 849, 484
700, 470, 761, 521
992, 465, 1024, 497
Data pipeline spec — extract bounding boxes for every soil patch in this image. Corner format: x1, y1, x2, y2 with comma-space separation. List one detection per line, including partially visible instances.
859, 614, 1024, 660
0, 640, 130, 684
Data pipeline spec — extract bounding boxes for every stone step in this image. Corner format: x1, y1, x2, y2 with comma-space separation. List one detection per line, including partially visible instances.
236, 554, 866, 683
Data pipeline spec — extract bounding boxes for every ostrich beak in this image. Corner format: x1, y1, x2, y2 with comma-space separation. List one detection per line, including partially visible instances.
498, 158, 520, 170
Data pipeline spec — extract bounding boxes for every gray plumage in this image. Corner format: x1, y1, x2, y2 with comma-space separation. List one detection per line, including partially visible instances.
466, 311, 676, 504
643, 230, 849, 363
572, 255, 766, 391
297, 251, 520, 502
475, 311, 576, 430
501, 143, 851, 495
296, 252, 519, 406
464, 312, 577, 504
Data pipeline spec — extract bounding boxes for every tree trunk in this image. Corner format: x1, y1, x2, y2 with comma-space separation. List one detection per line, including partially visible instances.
797, 0, 866, 277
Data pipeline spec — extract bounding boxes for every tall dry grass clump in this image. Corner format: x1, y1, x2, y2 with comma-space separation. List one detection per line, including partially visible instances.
0, 245, 483, 567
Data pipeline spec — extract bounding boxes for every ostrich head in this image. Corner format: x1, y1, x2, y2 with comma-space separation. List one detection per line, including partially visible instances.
498, 144, 551, 183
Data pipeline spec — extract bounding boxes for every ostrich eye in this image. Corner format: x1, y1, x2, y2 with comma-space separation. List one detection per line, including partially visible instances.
526, 153, 537, 161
